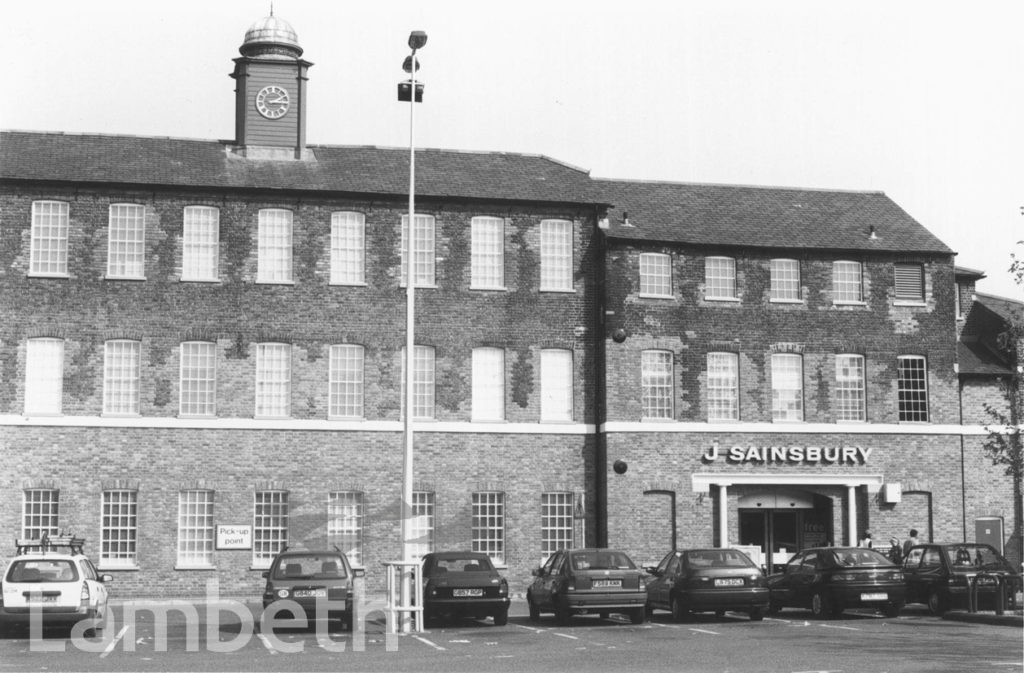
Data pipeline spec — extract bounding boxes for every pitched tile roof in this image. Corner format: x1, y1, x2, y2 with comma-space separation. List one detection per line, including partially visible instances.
957, 341, 1013, 376
0, 131, 599, 205
958, 293, 1022, 376
595, 178, 954, 254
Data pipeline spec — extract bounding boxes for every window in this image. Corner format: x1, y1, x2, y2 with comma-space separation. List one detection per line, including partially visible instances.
23, 489, 59, 539
897, 355, 929, 422
257, 209, 293, 283
639, 253, 672, 297
770, 259, 800, 301
894, 263, 924, 302
832, 261, 863, 303
255, 343, 291, 418
641, 350, 674, 419
330, 211, 365, 285
771, 353, 803, 422
471, 217, 504, 289
180, 341, 217, 417
101, 490, 138, 567
328, 344, 364, 419
103, 340, 140, 415
401, 345, 435, 420
540, 220, 573, 291
107, 204, 146, 279
707, 352, 739, 421
472, 492, 505, 564
835, 354, 866, 421
705, 256, 737, 300
408, 491, 434, 560
327, 491, 364, 566
540, 349, 573, 422
182, 206, 220, 281
254, 491, 288, 568
472, 347, 505, 421
30, 201, 69, 276
25, 337, 63, 415
400, 214, 436, 287
541, 492, 574, 555
177, 490, 214, 567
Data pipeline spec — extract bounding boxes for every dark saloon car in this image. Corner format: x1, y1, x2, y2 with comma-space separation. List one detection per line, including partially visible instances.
527, 548, 647, 625
421, 552, 510, 625
902, 543, 1021, 614
261, 548, 362, 630
767, 547, 905, 618
645, 548, 769, 621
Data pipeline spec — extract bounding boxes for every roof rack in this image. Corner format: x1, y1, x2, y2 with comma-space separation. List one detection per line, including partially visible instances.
15, 534, 86, 555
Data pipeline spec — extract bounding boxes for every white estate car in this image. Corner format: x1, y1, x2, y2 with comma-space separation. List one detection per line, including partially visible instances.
0, 536, 112, 635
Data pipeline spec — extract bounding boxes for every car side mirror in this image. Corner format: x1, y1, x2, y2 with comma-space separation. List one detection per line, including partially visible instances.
261, 571, 269, 579
352, 568, 366, 578
531, 567, 544, 577
644, 567, 660, 576
100, 574, 113, 583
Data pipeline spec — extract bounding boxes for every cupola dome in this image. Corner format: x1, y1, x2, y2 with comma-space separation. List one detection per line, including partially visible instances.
240, 14, 303, 58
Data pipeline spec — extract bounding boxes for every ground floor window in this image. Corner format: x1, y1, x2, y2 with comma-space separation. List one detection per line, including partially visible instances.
408, 491, 435, 560
254, 491, 288, 568
101, 490, 138, 567
472, 492, 505, 564
328, 491, 364, 566
23, 489, 59, 539
177, 490, 214, 567
541, 492, 574, 556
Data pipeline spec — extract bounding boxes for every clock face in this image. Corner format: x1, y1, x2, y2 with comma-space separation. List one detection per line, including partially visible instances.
255, 85, 290, 119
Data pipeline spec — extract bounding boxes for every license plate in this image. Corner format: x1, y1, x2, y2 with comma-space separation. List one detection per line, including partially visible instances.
453, 588, 483, 597
593, 580, 622, 588
860, 592, 887, 601
27, 594, 58, 603
293, 589, 327, 599
715, 578, 744, 587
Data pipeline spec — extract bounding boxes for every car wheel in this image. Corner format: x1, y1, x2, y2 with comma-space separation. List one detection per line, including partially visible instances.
882, 602, 903, 618
554, 603, 571, 626
527, 594, 540, 622
927, 590, 948, 615
598, 611, 609, 620
749, 607, 765, 621
811, 591, 834, 619
670, 595, 688, 622
714, 609, 725, 618
492, 609, 508, 627
629, 607, 645, 624
766, 601, 782, 616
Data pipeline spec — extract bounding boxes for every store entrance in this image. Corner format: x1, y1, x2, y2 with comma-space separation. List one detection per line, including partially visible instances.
737, 490, 832, 572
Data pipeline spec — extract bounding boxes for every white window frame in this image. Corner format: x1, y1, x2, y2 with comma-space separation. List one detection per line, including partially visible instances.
832, 261, 864, 304
177, 490, 214, 568
400, 214, 436, 287
471, 216, 505, 290
401, 345, 435, 420
182, 206, 220, 282
25, 337, 64, 415
180, 341, 217, 417
101, 489, 138, 568
472, 347, 505, 422
639, 253, 672, 298
770, 258, 801, 302
897, 355, 929, 422
541, 492, 574, 556
771, 353, 804, 422
328, 344, 364, 419
540, 349, 573, 422
705, 256, 738, 300
257, 209, 293, 283
327, 491, 364, 567
107, 204, 146, 279
330, 211, 366, 285
408, 491, 435, 561
103, 340, 141, 416
641, 350, 674, 420
894, 263, 925, 303
540, 219, 573, 292
23, 489, 60, 540
253, 491, 288, 569
255, 343, 291, 418
30, 201, 69, 277
472, 492, 505, 565
707, 352, 739, 421
835, 354, 867, 422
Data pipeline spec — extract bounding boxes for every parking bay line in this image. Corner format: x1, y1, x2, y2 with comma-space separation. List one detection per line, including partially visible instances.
552, 632, 579, 640
99, 624, 132, 658
412, 635, 446, 651
818, 623, 860, 631
688, 628, 720, 635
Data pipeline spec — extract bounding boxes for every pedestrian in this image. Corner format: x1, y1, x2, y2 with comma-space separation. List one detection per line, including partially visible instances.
887, 537, 902, 564
902, 528, 920, 557
859, 530, 874, 549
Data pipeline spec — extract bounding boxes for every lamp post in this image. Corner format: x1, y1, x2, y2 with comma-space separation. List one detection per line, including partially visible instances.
399, 29, 426, 635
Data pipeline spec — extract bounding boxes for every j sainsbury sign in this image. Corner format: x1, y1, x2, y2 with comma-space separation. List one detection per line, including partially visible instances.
702, 443, 872, 465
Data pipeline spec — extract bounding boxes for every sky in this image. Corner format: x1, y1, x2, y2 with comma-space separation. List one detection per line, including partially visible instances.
2, 0, 1021, 300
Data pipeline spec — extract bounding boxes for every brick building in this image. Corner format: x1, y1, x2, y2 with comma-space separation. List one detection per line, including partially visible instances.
0, 13, 1018, 597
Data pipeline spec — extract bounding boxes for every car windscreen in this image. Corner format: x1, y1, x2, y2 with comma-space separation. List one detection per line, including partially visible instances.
685, 550, 757, 569
273, 554, 348, 580
828, 549, 893, 567
570, 551, 635, 571
945, 545, 1011, 570
431, 557, 494, 573
7, 559, 80, 582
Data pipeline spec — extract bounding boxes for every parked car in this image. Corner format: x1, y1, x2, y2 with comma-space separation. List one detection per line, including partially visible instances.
526, 548, 647, 625
261, 547, 362, 630
766, 546, 905, 618
0, 535, 112, 636
645, 548, 769, 621
421, 551, 510, 625
902, 543, 1021, 614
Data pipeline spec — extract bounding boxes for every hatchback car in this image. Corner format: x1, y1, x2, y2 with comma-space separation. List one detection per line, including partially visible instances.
261, 548, 362, 630
645, 548, 769, 621
421, 552, 510, 625
902, 543, 1021, 614
0, 536, 112, 636
527, 548, 647, 625
766, 547, 905, 618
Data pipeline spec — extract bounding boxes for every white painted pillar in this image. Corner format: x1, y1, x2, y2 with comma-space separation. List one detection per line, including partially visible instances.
718, 484, 729, 547
847, 485, 857, 546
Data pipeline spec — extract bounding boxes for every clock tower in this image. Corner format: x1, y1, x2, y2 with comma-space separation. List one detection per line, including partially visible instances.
230, 14, 312, 160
